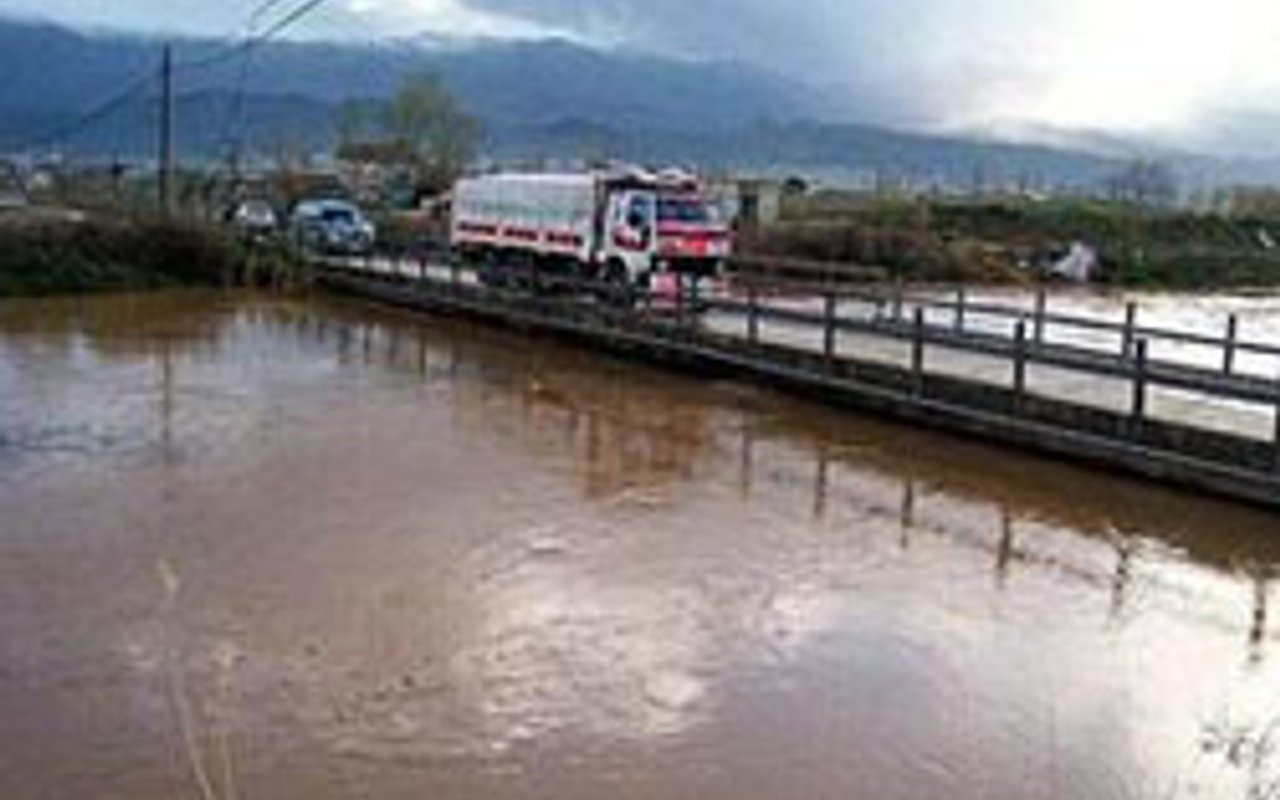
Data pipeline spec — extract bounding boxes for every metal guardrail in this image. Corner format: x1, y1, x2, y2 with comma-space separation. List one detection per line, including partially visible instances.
814, 283, 1280, 371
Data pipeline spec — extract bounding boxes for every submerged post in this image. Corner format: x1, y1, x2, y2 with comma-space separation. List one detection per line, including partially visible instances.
1224, 314, 1239, 376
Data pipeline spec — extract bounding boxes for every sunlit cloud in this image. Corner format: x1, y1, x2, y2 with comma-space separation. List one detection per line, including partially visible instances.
463, 0, 1280, 142
981, 0, 1280, 133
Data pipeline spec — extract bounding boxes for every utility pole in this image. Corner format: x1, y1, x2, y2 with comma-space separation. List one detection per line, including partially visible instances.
159, 43, 175, 215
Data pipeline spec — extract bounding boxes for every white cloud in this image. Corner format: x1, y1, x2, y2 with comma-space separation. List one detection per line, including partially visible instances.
336, 0, 570, 40
462, 0, 1280, 141
982, 0, 1280, 133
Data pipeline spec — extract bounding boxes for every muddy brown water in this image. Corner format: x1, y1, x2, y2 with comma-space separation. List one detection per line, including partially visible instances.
1, 290, 1279, 800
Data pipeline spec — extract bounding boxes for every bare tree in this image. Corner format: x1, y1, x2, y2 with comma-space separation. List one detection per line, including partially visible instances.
1106, 159, 1178, 207
334, 73, 479, 201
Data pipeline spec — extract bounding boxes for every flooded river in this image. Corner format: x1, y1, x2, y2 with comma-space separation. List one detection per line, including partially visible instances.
2, 290, 1279, 800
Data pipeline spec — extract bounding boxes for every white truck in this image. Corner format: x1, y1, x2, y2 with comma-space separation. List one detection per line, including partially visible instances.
450, 167, 731, 289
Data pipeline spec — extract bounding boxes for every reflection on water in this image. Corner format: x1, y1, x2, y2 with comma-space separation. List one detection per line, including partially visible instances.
1, 290, 1279, 800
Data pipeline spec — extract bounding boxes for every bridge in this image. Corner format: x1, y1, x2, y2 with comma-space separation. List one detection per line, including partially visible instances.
314, 253, 1280, 509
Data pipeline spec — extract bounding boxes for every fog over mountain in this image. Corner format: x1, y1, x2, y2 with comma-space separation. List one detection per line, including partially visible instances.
0, 19, 819, 139
0, 17, 1135, 191
6, 6, 1280, 189
4, 0, 1280, 156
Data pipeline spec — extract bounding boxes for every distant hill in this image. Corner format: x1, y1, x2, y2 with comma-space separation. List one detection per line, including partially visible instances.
487, 119, 1121, 189
0, 18, 1122, 188
0, 19, 815, 144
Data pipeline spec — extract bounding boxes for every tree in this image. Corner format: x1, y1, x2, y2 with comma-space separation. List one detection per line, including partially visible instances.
334, 73, 480, 200
1106, 159, 1178, 208
335, 99, 384, 149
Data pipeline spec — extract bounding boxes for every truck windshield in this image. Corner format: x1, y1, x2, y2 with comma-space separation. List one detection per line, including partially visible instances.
658, 197, 717, 224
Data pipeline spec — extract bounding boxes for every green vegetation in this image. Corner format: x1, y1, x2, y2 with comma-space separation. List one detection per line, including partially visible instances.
748, 194, 1280, 289
0, 215, 308, 298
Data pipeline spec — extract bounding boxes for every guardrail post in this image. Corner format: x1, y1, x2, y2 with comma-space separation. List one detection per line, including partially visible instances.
641, 274, 653, 315
955, 287, 967, 331
1131, 338, 1148, 431
1122, 301, 1138, 360
1034, 288, 1047, 345
675, 274, 687, 331
1273, 370, 1280, 471
893, 278, 905, 323
748, 283, 760, 345
912, 307, 926, 396
1013, 319, 1028, 413
1224, 314, 1239, 376
823, 293, 837, 364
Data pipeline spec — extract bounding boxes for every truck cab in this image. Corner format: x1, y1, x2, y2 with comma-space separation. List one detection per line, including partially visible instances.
602, 180, 730, 285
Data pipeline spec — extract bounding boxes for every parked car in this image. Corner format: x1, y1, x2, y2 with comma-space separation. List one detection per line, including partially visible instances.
290, 199, 376, 256
229, 199, 279, 242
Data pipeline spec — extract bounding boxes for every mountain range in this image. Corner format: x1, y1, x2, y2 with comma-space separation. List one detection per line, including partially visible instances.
2, 17, 1274, 191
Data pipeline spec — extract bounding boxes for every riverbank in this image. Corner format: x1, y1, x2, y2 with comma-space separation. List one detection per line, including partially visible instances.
744, 196, 1280, 290
0, 214, 307, 297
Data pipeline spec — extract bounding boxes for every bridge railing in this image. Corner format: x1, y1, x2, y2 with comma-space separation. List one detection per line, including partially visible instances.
329, 251, 1280, 456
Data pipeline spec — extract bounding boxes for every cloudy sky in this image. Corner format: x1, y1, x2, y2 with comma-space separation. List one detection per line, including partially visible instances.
5, 0, 1280, 147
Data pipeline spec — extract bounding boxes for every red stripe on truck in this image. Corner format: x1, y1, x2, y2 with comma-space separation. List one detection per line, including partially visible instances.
456, 221, 499, 237
502, 226, 540, 242
545, 231, 583, 247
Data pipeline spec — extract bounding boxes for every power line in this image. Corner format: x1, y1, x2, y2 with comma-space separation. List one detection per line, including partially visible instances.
2, 0, 336, 157
4, 70, 156, 153
179, 0, 336, 72
248, 0, 298, 28
207, 0, 338, 177
215, 0, 285, 173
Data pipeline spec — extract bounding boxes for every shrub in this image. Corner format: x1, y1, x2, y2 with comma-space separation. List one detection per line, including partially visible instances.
0, 216, 306, 297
